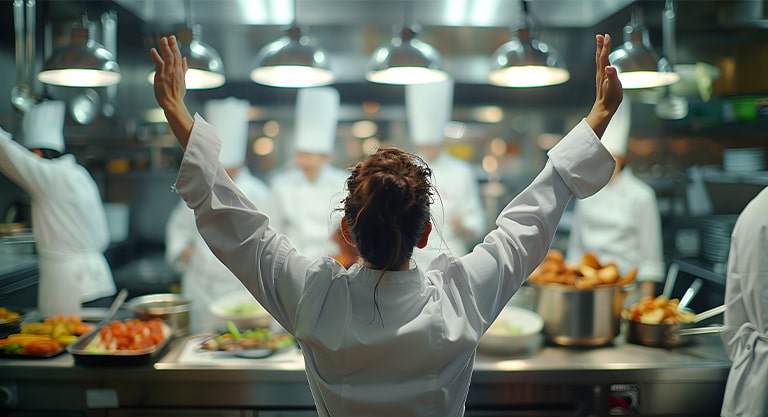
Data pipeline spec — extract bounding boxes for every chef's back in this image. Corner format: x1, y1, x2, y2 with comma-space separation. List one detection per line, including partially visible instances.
0, 100, 115, 315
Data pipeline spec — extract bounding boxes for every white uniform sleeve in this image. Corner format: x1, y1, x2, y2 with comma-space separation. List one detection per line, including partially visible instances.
459, 119, 616, 327
0, 128, 55, 196
174, 114, 312, 333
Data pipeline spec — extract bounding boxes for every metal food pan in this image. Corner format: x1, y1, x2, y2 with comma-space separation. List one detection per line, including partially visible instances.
67, 322, 172, 366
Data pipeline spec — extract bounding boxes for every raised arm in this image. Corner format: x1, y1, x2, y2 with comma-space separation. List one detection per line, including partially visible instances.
585, 34, 623, 138
150, 36, 194, 149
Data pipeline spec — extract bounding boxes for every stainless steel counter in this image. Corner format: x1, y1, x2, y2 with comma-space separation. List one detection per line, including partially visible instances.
0, 330, 730, 416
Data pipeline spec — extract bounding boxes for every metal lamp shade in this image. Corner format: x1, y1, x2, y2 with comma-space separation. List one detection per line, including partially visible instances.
38, 27, 121, 88
488, 31, 570, 88
249, 26, 334, 88
609, 24, 680, 89
366, 26, 449, 85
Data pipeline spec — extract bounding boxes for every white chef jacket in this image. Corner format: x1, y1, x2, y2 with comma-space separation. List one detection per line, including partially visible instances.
166, 169, 273, 334
269, 164, 349, 259
566, 167, 665, 285
175, 114, 614, 417
0, 128, 115, 308
412, 151, 487, 268
720, 186, 768, 417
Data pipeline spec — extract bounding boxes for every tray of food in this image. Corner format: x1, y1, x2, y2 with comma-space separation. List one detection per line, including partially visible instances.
0, 314, 95, 358
199, 322, 295, 359
67, 318, 172, 366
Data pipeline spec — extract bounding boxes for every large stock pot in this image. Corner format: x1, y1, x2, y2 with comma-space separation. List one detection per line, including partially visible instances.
531, 282, 627, 346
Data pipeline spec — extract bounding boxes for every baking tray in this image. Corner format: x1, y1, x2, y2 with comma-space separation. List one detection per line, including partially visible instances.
0, 345, 66, 359
67, 321, 172, 366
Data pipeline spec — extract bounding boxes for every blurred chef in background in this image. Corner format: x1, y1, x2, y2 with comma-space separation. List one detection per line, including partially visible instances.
165, 97, 272, 333
0, 100, 116, 316
405, 79, 487, 268
566, 98, 665, 301
720, 186, 768, 417
270, 87, 351, 261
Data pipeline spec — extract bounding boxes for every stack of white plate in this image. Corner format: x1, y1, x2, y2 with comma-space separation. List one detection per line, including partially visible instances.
700, 215, 739, 264
723, 148, 766, 173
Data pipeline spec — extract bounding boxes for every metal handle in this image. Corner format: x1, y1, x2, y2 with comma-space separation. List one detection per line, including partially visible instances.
662, 263, 679, 299
693, 304, 726, 323
673, 325, 724, 337
678, 278, 702, 310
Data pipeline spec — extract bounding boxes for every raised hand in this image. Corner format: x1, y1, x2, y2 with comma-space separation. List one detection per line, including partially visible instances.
149, 36, 194, 148
586, 34, 623, 138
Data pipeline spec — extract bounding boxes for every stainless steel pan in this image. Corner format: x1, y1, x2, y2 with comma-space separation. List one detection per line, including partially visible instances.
625, 304, 725, 347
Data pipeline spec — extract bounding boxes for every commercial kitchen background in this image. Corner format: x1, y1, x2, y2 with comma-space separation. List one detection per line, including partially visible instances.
0, 0, 767, 307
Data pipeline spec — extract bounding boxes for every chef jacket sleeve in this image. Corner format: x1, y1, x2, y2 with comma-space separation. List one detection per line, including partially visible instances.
0, 128, 58, 197
174, 114, 311, 333
458, 119, 616, 327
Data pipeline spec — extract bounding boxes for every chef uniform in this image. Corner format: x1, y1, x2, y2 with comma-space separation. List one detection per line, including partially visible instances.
173, 112, 614, 416
566, 99, 665, 301
0, 101, 115, 315
165, 97, 272, 334
720, 186, 768, 417
406, 79, 487, 268
269, 87, 349, 260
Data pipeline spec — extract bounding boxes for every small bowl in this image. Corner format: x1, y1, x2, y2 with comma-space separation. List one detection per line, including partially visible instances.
209, 292, 272, 330
479, 306, 544, 354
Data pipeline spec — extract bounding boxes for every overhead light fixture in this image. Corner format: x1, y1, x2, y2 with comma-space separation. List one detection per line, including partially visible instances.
147, 23, 225, 90
489, 1, 569, 88
609, 3, 680, 90
249, 24, 334, 88
38, 16, 121, 88
366, 24, 449, 85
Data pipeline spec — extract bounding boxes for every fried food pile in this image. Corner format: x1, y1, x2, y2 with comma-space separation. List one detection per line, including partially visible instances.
527, 249, 637, 290
625, 295, 695, 324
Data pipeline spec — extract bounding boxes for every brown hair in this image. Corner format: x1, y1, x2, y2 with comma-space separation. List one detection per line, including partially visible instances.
342, 147, 433, 270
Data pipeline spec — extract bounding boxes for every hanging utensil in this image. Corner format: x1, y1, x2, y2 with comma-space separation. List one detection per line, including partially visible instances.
678, 278, 702, 311
11, 0, 35, 113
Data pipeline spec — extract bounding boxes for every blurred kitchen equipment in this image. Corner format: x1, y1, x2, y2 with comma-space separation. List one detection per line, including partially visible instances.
11, 0, 37, 113
209, 291, 271, 331
125, 293, 191, 337
678, 278, 702, 311
103, 202, 130, 243
533, 283, 626, 346
478, 305, 544, 355
662, 262, 679, 299
626, 304, 724, 347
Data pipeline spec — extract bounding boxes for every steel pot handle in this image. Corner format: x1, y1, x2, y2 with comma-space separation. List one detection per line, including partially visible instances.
693, 304, 726, 323
673, 325, 725, 337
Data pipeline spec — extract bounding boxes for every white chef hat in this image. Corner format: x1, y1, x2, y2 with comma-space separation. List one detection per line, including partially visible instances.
601, 98, 632, 157
406, 78, 454, 146
294, 87, 340, 155
22, 100, 66, 153
204, 97, 251, 168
